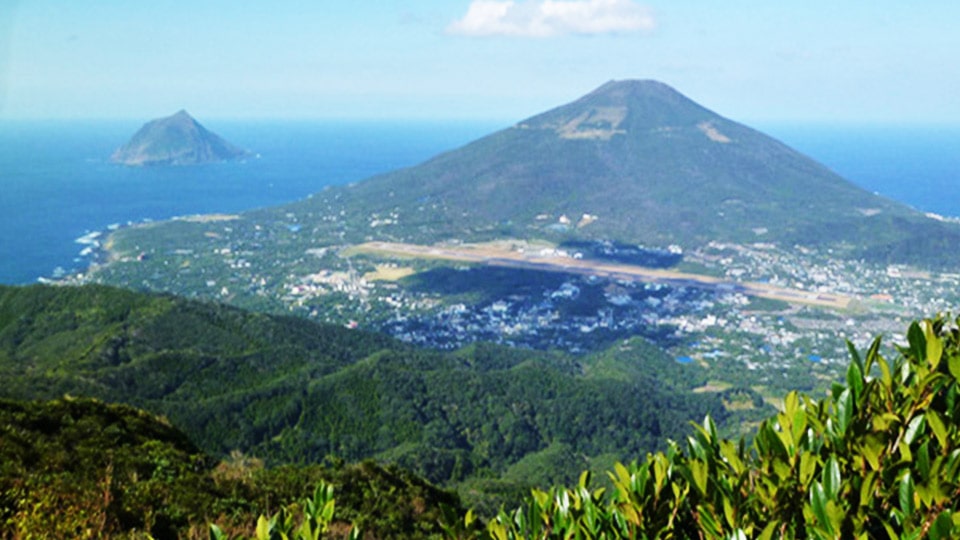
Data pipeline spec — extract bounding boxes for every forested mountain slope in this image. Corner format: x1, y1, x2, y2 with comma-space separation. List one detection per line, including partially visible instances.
0, 284, 732, 504
0, 397, 458, 538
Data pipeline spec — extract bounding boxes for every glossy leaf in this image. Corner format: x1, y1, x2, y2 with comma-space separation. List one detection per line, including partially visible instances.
928, 511, 954, 540
847, 361, 864, 402
690, 459, 709, 496
899, 471, 915, 518
924, 320, 943, 370
948, 353, 960, 382
926, 410, 948, 450
837, 388, 853, 435
904, 415, 926, 446
822, 456, 841, 500
810, 482, 834, 536
908, 321, 926, 363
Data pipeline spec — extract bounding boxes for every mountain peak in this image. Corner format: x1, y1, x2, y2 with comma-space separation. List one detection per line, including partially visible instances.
338, 79, 926, 254
518, 79, 718, 139
111, 111, 249, 166
587, 79, 682, 100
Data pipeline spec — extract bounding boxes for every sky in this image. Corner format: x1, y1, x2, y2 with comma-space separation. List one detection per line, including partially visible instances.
1, 1, 959, 124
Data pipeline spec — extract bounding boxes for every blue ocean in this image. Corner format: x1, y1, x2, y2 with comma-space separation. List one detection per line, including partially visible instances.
0, 120, 501, 284
1, 120, 957, 284
760, 124, 960, 219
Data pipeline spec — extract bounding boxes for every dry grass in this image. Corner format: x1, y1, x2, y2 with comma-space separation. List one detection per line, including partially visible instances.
363, 265, 417, 282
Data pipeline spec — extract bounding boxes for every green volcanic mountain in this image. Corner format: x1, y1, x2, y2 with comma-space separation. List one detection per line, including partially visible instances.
294, 79, 958, 259
111, 109, 250, 166
85, 79, 960, 330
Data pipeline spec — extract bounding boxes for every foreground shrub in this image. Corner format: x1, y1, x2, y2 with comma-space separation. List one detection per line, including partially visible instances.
451, 317, 960, 539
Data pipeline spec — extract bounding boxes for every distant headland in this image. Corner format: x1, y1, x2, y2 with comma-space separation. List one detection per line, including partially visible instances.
110, 110, 251, 166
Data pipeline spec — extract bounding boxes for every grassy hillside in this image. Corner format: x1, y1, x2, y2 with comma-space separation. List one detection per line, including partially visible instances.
0, 284, 735, 509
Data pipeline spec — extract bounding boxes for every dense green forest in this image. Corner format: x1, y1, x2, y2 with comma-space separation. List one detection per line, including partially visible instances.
0, 397, 457, 538
6, 315, 959, 538
0, 284, 737, 511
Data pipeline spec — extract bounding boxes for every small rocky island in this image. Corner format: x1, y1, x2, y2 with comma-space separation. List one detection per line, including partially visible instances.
111, 110, 251, 166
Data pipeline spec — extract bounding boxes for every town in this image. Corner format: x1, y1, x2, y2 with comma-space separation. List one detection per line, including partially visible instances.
72, 206, 960, 401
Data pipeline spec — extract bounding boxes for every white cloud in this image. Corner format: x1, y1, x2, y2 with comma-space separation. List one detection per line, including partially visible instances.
447, 0, 655, 38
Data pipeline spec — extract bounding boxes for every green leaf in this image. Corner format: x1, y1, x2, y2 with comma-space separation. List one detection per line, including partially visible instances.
926, 411, 948, 450
859, 471, 877, 508
861, 435, 883, 471
924, 320, 943, 369
612, 461, 631, 490
799, 452, 817, 485
871, 412, 900, 432
757, 521, 779, 540
759, 421, 789, 459
899, 441, 914, 463
720, 440, 745, 475
784, 391, 799, 417
723, 495, 737, 529
928, 511, 954, 540
791, 408, 808, 448
704, 415, 719, 443
810, 482, 834, 536
487, 520, 508, 540
837, 388, 853, 435
256, 515, 271, 540
877, 353, 893, 388
822, 456, 841, 500
209, 524, 227, 540
864, 335, 883, 375
918, 440, 932, 481
946, 449, 960, 481
689, 459, 709, 496
907, 321, 926, 362
696, 505, 723, 537
905, 415, 926, 446
847, 360, 864, 402
899, 471, 915, 518
948, 353, 960, 382
825, 500, 846, 537
321, 499, 335, 523
579, 469, 591, 489
901, 354, 914, 384
847, 340, 863, 374
298, 521, 316, 540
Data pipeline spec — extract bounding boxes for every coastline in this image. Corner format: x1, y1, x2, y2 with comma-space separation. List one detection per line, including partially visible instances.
65, 213, 242, 285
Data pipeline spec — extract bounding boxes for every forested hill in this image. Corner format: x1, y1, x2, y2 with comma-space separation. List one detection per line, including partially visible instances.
0, 397, 459, 538
8, 317, 960, 538
0, 284, 735, 505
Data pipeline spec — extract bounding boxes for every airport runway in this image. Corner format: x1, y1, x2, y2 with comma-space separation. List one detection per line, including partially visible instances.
353, 241, 853, 309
